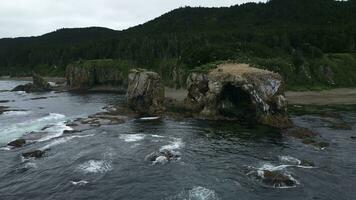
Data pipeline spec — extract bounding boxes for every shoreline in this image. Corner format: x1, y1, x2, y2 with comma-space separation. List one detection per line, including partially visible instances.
1, 77, 355, 105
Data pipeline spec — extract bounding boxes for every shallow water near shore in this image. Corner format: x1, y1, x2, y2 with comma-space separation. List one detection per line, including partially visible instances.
1, 80, 356, 200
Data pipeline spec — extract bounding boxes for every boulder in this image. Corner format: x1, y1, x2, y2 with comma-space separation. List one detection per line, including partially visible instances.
126, 69, 165, 115
12, 73, 52, 92
261, 170, 297, 188
8, 139, 26, 148
185, 63, 291, 128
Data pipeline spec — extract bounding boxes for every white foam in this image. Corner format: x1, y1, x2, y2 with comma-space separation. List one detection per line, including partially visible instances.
16, 91, 26, 96
40, 134, 94, 150
153, 156, 169, 165
71, 180, 89, 186
78, 160, 112, 173
0, 113, 66, 144
0, 146, 11, 151
257, 163, 293, 172
279, 156, 301, 165
188, 186, 220, 200
48, 82, 57, 87
160, 138, 184, 151
2, 111, 32, 117
36, 122, 73, 142
119, 134, 145, 142
151, 135, 164, 138
24, 162, 37, 169
140, 116, 160, 120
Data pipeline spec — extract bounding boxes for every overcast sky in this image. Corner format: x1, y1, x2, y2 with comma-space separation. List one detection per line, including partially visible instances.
0, 0, 265, 38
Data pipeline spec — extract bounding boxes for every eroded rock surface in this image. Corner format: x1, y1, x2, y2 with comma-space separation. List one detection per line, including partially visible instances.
66, 61, 126, 92
12, 73, 52, 92
8, 139, 26, 148
185, 63, 291, 128
127, 69, 165, 115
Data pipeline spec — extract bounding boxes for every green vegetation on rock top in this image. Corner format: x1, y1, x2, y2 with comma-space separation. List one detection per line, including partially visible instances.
1, 0, 356, 90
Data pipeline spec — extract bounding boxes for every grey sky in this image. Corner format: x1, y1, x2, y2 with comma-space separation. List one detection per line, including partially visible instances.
0, 0, 265, 38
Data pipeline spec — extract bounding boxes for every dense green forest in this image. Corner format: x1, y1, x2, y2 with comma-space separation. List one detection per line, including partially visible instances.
1, 0, 356, 89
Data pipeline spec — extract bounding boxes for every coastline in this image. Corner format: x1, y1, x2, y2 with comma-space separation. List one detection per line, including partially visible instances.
1, 77, 355, 105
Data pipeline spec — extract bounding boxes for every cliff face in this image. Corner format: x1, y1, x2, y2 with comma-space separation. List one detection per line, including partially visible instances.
66, 61, 127, 92
185, 63, 292, 128
126, 69, 165, 115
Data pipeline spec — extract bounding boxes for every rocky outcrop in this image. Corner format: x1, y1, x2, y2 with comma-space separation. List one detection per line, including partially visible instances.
185, 63, 291, 128
126, 69, 165, 115
12, 73, 52, 92
22, 150, 45, 159
8, 139, 26, 148
66, 60, 126, 92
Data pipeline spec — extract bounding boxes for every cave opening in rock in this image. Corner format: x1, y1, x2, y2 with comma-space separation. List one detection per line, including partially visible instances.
218, 84, 257, 120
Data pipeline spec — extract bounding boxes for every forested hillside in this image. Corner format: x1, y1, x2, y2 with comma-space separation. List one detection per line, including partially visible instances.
1, 0, 356, 89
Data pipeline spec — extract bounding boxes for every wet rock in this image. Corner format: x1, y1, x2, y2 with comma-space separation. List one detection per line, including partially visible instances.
185, 63, 291, 128
30, 97, 48, 100
22, 150, 45, 159
8, 139, 26, 148
145, 149, 180, 164
0, 106, 9, 114
127, 69, 165, 115
261, 170, 297, 188
63, 130, 80, 134
12, 73, 52, 92
300, 160, 315, 167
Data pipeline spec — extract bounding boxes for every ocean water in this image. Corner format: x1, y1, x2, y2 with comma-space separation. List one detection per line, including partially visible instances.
0, 80, 356, 200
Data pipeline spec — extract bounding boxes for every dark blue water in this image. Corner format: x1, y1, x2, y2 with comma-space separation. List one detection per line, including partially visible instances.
1, 80, 356, 200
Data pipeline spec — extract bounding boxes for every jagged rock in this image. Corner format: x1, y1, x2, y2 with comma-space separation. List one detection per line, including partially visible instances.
11, 83, 33, 92
22, 150, 45, 159
261, 170, 297, 188
12, 73, 52, 92
32, 73, 52, 91
185, 63, 291, 128
8, 139, 26, 148
127, 69, 165, 115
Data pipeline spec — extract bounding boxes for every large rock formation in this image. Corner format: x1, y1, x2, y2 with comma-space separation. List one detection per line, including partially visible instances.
12, 73, 52, 92
126, 69, 165, 115
185, 63, 291, 128
66, 60, 127, 92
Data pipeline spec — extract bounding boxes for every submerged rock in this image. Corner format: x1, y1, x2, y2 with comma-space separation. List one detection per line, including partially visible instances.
185, 63, 291, 128
22, 150, 45, 159
283, 127, 329, 149
8, 139, 26, 148
12, 73, 52, 92
127, 69, 165, 115
282, 127, 318, 139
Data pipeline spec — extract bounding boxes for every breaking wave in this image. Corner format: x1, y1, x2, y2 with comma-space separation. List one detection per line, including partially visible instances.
0, 113, 66, 145
119, 134, 146, 142
166, 186, 220, 200
78, 160, 112, 173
